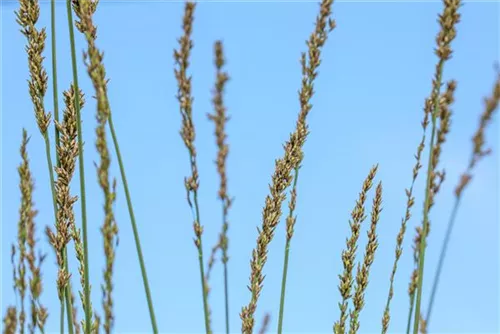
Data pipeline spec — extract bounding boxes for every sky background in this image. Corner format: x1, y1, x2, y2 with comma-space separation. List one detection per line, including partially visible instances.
1, 0, 499, 333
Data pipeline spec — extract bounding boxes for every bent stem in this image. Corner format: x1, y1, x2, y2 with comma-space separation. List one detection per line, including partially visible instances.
66, 1, 91, 332
107, 113, 158, 333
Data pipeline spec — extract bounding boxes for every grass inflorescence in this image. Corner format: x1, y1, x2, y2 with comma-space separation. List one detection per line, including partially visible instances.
3, 0, 499, 333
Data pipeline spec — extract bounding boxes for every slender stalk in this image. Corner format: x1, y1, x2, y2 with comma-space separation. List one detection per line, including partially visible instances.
60, 301, 64, 334
174, 3, 212, 332
425, 197, 459, 324
223, 258, 229, 334
50, 2, 65, 331
412, 94, 439, 334
70, 0, 158, 331
426, 71, 500, 326
412, 2, 461, 332
277, 233, 291, 334
66, 1, 91, 332
412, 63, 442, 333
406, 274, 417, 334
277, 167, 299, 334
194, 191, 211, 333
107, 113, 158, 333
50, 0, 61, 162
383, 98, 428, 334
50, 1, 75, 332
207, 41, 231, 334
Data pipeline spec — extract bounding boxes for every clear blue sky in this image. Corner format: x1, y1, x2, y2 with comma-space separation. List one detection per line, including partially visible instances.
1, 1, 499, 333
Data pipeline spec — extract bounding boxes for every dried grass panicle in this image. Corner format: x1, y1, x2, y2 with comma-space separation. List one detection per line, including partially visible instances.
348, 182, 383, 334
58, 86, 87, 300
334, 165, 378, 334
174, 3, 212, 333
2, 307, 18, 334
429, 80, 456, 206
100, 178, 118, 334
411, 81, 456, 269
241, 1, 335, 333
15, 130, 31, 334
72, 0, 99, 38
173, 2, 200, 220
455, 71, 500, 197
208, 40, 232, 267
18, 131, 49, 334
15, 0, 50, 134
206, 40, 233, 333
46, 85, 85, 305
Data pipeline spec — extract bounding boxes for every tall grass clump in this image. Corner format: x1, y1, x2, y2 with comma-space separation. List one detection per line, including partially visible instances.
2, 0, 499, 333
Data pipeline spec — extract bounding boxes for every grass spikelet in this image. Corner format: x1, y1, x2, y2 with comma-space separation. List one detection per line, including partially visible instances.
16, 130, 31, 334
46, 84, 83, 316
349, 182, 383, 334
15, 0, 50, 135
207, 40, 232, 334
49, 84, 89, 332
426, 70, 500, 326
334, 165, 378, 334
2, 307, 18, 334
61, 85, 87, 299
173, 3, 212, 333
20, 133, 49, 334
412, 1, 462, 332
241, 1, 335, 333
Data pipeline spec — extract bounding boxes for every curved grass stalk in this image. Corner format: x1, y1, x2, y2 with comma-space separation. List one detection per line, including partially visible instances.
108, 113, 159, 333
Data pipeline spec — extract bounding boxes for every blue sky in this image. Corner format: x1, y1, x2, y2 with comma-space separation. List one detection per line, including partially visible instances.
1, 1, 499, 333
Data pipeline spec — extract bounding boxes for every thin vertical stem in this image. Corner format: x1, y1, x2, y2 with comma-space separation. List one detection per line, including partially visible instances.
412, 63, 443, 334
66, 1, 91, 332
51, 2, 75, 332
194, 192, 211, 334
425, 197, 460, 325
277, 167, 299, 334
406, 290, 416, 334
223, 258, 229, 334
